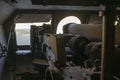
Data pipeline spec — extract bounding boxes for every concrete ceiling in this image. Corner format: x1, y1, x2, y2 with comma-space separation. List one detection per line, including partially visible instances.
15, 14, 52, 23
4, 0, 120, 11
31, 0, 120, 6
0, 0, 101, 25
1, 0, 120, 24
5, 0, 101, 10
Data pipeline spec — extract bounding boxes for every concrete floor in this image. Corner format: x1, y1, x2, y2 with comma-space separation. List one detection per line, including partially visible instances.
2, 53, 40, 80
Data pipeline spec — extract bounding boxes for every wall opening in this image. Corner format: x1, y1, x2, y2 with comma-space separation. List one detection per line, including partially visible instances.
56, 16, 81, 34
15, 21, 51, 46
15, 21, 51, 55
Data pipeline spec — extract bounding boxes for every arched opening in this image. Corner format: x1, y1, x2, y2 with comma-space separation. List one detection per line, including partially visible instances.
56, 16, 81, 34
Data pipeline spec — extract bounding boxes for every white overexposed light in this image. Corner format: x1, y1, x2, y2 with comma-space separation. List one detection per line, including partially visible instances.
15, 23, 31, 29
15, 19, 51, 29
56, 16, 81, 34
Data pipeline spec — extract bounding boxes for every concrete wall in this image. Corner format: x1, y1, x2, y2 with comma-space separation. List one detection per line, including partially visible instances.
0, 25, 6, 80
0, 0, 15, 24
0, 1, 15, 79
0, 56, 6, 80
0, 25, 6, 44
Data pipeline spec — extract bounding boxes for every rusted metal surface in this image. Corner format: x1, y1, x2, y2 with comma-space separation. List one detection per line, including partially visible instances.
32, 59, 48, 66
44, 34, 66, 67
101, 5, 116, 80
